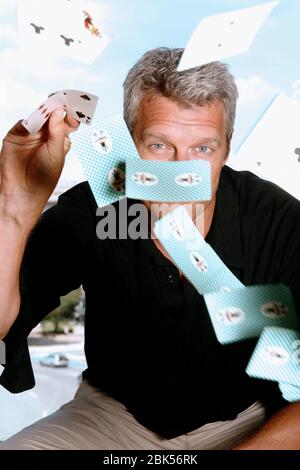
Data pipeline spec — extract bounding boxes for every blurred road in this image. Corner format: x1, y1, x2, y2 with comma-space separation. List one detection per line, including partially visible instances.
0, 342, 86, 441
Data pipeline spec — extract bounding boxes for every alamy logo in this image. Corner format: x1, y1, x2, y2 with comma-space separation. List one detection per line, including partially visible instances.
0, 340, 5, 364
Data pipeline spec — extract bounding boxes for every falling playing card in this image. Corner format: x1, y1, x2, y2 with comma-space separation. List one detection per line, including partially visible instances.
125, 159, 211, 202
70, 114, 140, 207
278, 382, 300, 402
18, 0, 110, 65
17, 0, 61, 57
49, 90, 99, 125
204, 284, 299, 344
153, 206, 244, 295
177, 1, 278, 71
22, 92, 69, 134
230, 94, 300, 201
246, 327, 300, 387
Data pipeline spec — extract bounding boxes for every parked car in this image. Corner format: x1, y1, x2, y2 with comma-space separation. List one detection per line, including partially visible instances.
39, 353, 69, 368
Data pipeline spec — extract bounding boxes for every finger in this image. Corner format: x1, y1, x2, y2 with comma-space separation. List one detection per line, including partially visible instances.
47, 108, 67, 154
65, 113, 80, 136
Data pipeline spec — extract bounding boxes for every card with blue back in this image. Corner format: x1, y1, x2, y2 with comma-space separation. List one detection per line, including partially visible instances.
246, 326, 300, 386
153, 206, 244, 294
125, 159, 211, 202
204, 284, 299, 344
71, 114, 140, 207
278, 382, 300, 402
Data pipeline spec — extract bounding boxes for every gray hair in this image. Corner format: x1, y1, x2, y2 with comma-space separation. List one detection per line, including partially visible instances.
123, 47, 238, 142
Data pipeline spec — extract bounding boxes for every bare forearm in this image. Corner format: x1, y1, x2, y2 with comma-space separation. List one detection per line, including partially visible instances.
234, 401, 300, 450
0, 112, 78, 338
0, 198, 39, 339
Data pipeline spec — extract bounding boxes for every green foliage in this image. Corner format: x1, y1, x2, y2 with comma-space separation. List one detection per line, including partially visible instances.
41, 287, 83, 334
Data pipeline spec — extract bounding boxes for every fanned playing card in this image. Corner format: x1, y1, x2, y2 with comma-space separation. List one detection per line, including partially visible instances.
177, 1, 278, 71
22, 89, 99, 134
49, 90, 99, 125
18, 0, 110, 65
22, 92, 69, 134
230, 94, 300, 201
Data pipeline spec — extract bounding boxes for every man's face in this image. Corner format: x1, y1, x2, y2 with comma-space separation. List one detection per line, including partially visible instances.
133, 94, 230, 217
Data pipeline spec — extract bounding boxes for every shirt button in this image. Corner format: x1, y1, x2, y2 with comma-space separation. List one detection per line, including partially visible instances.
167, 273, 176, 284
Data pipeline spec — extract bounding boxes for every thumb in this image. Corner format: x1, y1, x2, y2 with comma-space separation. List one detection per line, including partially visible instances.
48, 108, 67, 153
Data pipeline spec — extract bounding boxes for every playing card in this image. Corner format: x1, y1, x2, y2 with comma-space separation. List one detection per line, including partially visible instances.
177, 1, 278, 71
229, 94, 300, 201
153, 204, 207, 246
125, 159, 211, 202
49, 90, 99, 124
18, 0, 110, 65
22, 92, 69, 134
278, 382, 300, 402
204, 284, 299, 344
70, 114, 140, 207
246, 327, 300, 387
153, 206, 244, 295
54, 0, 111, 65
18, 0, 60, 56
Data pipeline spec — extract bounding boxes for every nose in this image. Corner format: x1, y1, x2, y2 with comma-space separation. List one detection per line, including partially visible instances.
174, 147, 192, 161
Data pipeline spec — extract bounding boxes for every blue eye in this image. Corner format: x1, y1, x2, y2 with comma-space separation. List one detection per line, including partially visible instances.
149, 143, 167, 152
198, 146, 210, 153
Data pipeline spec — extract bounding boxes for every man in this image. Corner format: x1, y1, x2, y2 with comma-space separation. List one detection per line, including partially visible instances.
0, 48, 300, 450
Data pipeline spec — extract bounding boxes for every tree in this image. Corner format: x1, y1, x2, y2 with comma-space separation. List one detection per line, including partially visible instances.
42, 287, 83, 334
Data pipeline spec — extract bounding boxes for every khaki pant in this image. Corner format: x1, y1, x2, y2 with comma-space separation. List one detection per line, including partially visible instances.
0, 380, 265, 450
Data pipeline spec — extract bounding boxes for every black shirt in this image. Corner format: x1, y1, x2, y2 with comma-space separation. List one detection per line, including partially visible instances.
1, 166, 300, 439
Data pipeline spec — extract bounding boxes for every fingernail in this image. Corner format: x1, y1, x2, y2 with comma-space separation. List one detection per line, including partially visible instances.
54, 109, 67, 119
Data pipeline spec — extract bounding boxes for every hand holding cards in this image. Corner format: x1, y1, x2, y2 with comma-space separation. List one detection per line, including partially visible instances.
1, 110, 80, 222
22, 89, 99, 134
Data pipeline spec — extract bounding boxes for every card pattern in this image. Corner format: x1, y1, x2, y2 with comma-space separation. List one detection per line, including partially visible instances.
279, 382, 300, 402
153, 206, 244, 294
246, 327, 300, 387
126, 159, 211, 202
204, 284, 299, 344
71, 114, 140, 207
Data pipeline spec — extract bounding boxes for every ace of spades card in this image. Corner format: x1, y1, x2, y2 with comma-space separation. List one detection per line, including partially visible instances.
18, 0, 110, 65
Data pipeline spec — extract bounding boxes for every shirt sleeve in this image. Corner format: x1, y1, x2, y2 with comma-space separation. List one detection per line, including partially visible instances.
0, 183, 95, 393
273, 194, 300, 315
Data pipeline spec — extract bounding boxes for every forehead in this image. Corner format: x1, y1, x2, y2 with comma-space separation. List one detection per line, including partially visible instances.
135, 94, 226, 139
